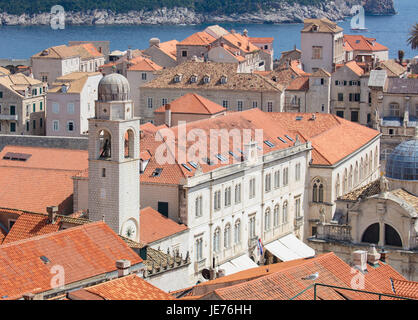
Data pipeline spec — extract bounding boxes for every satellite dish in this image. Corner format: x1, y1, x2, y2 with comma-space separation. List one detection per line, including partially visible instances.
202, 269, 211, 280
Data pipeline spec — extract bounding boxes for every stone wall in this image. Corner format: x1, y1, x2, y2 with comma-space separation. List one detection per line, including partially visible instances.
0, 134, 88, 151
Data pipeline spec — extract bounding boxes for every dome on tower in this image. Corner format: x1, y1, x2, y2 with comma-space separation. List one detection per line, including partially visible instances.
385, 131, 418, 181
98, 73, 130, 102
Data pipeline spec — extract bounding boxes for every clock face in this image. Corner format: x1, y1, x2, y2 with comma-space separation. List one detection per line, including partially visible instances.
122, 219, 137, 240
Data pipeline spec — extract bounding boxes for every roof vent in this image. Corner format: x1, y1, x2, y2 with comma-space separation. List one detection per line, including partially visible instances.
311, 113, 316, 120
152, 168, 163, 177
2, 152, 32, 161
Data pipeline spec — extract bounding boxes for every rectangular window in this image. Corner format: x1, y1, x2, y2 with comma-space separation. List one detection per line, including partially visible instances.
67, 121, 74, 131
32, 120, 36, 130
182, 50, 187, 57
295, 197, 301, 218
267, 102, 273, 112
252, 101, 258, 109
222, 100, 229, 109
0, 92, 3, 98
312, 46, 323, 59
265, 174, 271, 193
147, 97, 153, 109
355, 93, 360, 102
338, 93, 344, 102
53, 120, 59, 131
237, 100, 243, 111
33, 103, 36, 112
351, 111, 359, 122
141, 73, 147, 80
26, 121, 29, 131
295, 163, 301, 181
158, 202, 169, 217
195, 238, 203, 261
336, 110, 344, 118
67, 103, 75, 114
52, 103, 59, 114
249, 216, 256, 239
224, 187, 231, 207
10, 106, 15, 115
40, 118, 43, 128
235, 184, 241, 204
274, 170, 280, 188
283, 167, 288, 186
162, 98, 168, 106
10, 123, 16, 132
40, 101, 43, 111
214, 190, 221, 211
249, 178, 256, 199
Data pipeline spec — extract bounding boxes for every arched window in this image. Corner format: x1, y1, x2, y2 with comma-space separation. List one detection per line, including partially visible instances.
365, 154, 369, 177
282, 201, 288, 223
234, 220, 241, 244
312, 178, 324, 203
369, 151, 373, 175
264, 208, 271, 231
213, 227, 221, 253
98, 129, 111, 159
274, 204, 280, 227
335, 174, 340, 197
354, 162, 359, 186
343, 168, 348, 194
385, 224, 402, 247
124, 129, 135, 159
224, 224, 231, 248
361, 223, 379, 244
360, 158, 364, 181
374, 146, 379, 170
349, 165, 353, 190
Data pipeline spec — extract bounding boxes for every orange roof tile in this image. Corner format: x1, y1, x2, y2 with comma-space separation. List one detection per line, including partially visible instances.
390, 278, 418, 299
2, 213, 62, 245
249, 37, 274, 44
345, 61, 365, 76
0, 222, 142, 300
269, 113, 380, 166
286, 76, 309, 91
198, 253, 407, 300
154, 93, 226, 115
128, 57, 162, 71
222, 32, 259, 53
69, 274, 174, 300
179, 32, 216, 46
140, 207, 187, 244
159, 40, 179, 60
344, 35, 388, 52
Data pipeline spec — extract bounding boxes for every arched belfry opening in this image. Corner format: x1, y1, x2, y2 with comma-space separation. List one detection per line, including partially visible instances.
98, 129, 112, 160
124, 129, 135, 159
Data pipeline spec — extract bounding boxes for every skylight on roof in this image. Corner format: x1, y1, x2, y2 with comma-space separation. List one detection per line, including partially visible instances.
40, 256, 50, 264
182, 164, 192, 172
278, 137, 287, 143
285, 135, 294, 142
152, 168, 163, 177
2, 152, 32, 161
264, 140, 275, 148
202, 158, 214, 166
188, 161, 198, 169
296, 116, 303, 121
228, 151, 239, 159
215, 154, 228, 162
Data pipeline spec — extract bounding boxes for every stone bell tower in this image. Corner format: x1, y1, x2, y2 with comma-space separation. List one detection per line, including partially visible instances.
88, 73, 140, 242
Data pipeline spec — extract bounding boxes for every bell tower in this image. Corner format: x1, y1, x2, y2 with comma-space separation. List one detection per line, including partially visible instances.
88, 73, 140, 242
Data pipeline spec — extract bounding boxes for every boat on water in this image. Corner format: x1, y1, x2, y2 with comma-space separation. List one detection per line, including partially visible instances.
350, 27, 368, 32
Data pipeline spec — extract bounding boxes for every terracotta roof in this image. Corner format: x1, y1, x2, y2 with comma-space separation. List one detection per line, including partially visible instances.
344, 35, 388, 52
69, 43, 104, 60
49, 72, 101, 94
376, 60, 406, 78
0, 145, 88, 171
0, 221, 142, 300
390, 279, 418, 299
0, 67, 10, 76
154, 93, 226, 115
198, 252, 407, 300
344, 61, 365, 76
2, 213, 62, 244
158, 40, 178, 60
32, 45, 80, 59
140, 207, 187, 244
221, 32, 259, 53
269, 112, 380, 166
286, 76, 309, 91
311, 68, 331, 77
249, 37, 274, 44
0, 74, 43, 97
69, 274, 174, 300
302, 18, 343, 33
339, 179, 380, 201
179, 32, 216, 46
390, 189, 418, 212
127, 57, 162, 71
142, 61, 284, 92
139, 108, 305, 185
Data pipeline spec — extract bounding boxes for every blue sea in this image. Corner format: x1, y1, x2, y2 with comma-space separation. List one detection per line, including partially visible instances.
0, 0, 417, 60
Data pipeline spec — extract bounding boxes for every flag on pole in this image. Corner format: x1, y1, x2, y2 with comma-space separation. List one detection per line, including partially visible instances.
258, 238, 264, 256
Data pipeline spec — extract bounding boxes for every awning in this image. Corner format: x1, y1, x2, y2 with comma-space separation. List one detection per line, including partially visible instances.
218, 254, 258, 276
265, 234, 315, 262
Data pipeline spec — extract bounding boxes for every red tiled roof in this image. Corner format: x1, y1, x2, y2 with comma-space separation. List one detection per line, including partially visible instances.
159, 40, 179, 60
128, 57, 162, 72
140, 207, 187, 244
179, 32, 216, 46
0, 222, 142, 300
70, 274, 174, 300
2, 213, 62, 245
390, 278, 418, 299
249, 37, 274, 44
345, 61, 365, 76
199, 253, 407, 300
154, 93, 226, 115
286, 76, 309, 91
269, 112, 380, 166
344, 35, 388, 52
222, 33, 259, 53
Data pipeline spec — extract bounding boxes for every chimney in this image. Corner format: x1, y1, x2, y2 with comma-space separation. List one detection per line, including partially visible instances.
380, 249, 389, 263
243, 29, 248, 37
116, 259, 131, 278
367, 244, 381, 265
61, 84, 69, 94
127, 48, 133, 61
149, 38, 160, 48
311, 113, 316, 120
47, 206, 58, 224
165, 104, 172, 127
352, 250, 368, 272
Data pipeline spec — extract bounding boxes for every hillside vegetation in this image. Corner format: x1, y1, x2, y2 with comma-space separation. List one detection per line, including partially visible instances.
0, 0, 326, 15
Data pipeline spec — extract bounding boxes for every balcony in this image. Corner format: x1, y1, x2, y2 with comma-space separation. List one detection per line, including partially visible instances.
0, 115, 18, 121
316, 223, 352, 242
294, 216, 304, 228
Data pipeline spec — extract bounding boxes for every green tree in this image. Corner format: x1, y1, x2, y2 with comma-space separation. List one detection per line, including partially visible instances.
407, 23, 418, 50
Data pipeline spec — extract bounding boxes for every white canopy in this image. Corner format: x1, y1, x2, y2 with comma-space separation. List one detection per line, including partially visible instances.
218, 254, 258, 276
265, 233, 315, 262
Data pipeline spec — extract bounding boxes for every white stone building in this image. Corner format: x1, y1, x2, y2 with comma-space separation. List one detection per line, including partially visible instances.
46, 72, 102, 137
